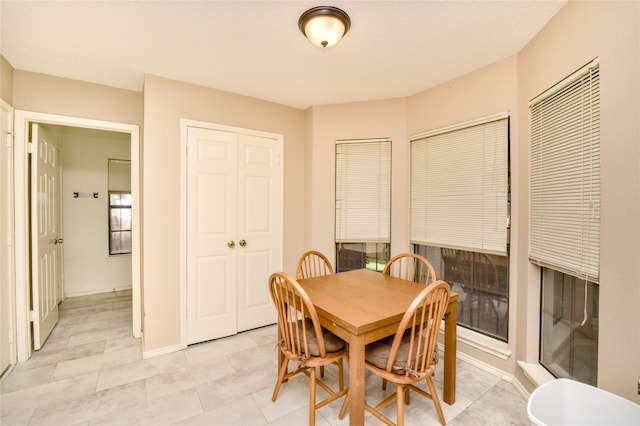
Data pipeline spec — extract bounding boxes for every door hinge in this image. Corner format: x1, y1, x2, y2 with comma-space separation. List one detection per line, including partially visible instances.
29, 310, 36, 322
27, 141, 35, 153
6, 232, 12, 247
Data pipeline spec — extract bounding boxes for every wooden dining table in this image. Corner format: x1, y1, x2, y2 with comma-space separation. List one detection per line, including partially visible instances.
296, 268, 459, 426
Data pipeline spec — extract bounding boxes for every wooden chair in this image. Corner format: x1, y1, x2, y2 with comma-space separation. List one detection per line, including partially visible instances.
269, 272, 348, 426
296, 250, 334, 378
382, 253, 436, 285
380, 252, 438, 390
339, 280, 451, 426
296, 250, 334, 280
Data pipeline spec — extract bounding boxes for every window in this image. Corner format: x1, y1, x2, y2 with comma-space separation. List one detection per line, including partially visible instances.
335, 139, 391, 272
411, 114, 510, 341
108, 159, 132, 255
109, 193, 132, 255
529, 59, 600, 384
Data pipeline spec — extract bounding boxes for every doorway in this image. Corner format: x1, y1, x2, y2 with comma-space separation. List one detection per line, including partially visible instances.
13, 111, 140, 362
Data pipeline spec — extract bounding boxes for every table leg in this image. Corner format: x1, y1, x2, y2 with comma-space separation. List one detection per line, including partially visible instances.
443, 302, 457, 405
348, 334, 366, 425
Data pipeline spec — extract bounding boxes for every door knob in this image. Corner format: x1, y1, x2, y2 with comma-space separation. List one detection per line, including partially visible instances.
227, 240, 235, 248
239, 239, 247, 247
55, 238, 64, 245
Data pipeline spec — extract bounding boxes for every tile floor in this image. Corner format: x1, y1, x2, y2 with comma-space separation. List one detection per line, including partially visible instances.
0, 290, 532, 425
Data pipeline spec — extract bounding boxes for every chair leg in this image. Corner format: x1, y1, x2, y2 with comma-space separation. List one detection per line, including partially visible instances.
396, 384, 405, 426
309, 367, 317, 426
272, 357, 289, 401
338, 390, 349, 420
426, 376, 446, 425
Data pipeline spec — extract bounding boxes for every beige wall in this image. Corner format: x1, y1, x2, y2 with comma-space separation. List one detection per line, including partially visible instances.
517, 0, 640, 402
141, 75, 305, 352
1, 55, 14, 104
12, 71, 142, 126
304, 99, 408, 261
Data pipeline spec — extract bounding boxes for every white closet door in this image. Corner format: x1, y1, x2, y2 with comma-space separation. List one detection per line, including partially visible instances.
186, 127, 238, 344
186, 126, 282, 344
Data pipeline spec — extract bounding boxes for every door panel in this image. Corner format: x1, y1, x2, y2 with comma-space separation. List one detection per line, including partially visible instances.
236, 134, 281, 331
31, 124, 62, 350
187, 127, 237, 344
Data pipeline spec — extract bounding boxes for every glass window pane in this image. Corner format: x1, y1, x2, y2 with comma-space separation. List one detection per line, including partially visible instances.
540, 268, 598, 385
336, 242, 389, 273
119, 208, 132, 230
110, 232, 121, 254
416, 245, 509, 342
110, 231, 132, 255
110, 209, 122, 230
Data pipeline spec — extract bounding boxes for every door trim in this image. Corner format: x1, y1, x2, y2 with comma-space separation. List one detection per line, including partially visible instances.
0, 99, 16, 370
14, 110, 141, 361
179, 119, 283, 348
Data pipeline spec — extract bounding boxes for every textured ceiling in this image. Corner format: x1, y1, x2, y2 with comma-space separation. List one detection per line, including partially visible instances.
1, 1, 566, 109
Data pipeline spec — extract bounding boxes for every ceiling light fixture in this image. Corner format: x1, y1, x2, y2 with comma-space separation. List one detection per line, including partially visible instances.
298, 6, 351, 49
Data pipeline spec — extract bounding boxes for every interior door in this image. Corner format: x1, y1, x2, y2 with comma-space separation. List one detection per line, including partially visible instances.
236, 133, 281, 331
31, 123, 62, 350
186, 127, 238, 344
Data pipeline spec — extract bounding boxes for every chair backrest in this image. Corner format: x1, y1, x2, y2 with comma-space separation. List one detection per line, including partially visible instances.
382, 253, 436, 285
296, 250, 334, 280
385, 280, 451, 377
269, 271, 327, 359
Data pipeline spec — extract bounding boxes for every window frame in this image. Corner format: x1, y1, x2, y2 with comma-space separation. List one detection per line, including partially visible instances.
335, 138, 392, 272
529, 58, 601, 385
108, 191, 132, 256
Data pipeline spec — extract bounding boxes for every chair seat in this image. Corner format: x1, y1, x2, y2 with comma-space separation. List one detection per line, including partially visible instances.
298, 318, 345, 356
365, 332, 426, 375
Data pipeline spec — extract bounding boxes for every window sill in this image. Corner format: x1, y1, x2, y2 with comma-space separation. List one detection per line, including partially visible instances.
454, 326, 512, 360
518, 361, 555, 387
106, 254, 132, 261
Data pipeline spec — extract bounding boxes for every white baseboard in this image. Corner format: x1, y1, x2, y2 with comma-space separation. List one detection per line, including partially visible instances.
142, 343, 184, 360
64, 286, 132, 298
445, 346, 534, 401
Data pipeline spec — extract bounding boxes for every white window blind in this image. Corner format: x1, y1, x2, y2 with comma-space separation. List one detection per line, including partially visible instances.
335, 139, 391, 243
529, 59, 600, 283
410, 115, 509, 255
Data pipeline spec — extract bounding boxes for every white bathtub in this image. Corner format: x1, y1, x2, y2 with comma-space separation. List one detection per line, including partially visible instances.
527, 378, 640, 426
